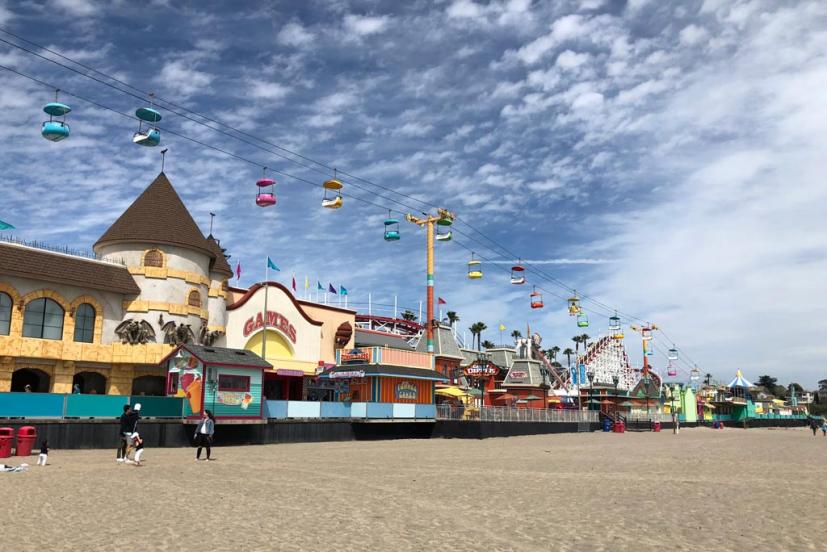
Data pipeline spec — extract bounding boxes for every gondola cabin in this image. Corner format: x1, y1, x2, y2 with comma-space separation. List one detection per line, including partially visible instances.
530, 287, 543, 309
322, 178, 343, 209
435, 216, 452, 241
41, 97, 71, 142
567, 293, 581, 315
641, 327, 653, 341
667, 364, 678, 377
384, 217, 400, 241
256, 177, 277, 207
668, 348, 679, 360
133, 106, 162, 147
609, 314, 621, 331
510, 263, 525, 285
161, 344, 271, 420
576, 312, 589, 327
467, 255, 483, 279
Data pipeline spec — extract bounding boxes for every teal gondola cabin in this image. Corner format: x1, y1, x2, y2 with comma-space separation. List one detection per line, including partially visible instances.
160, 344, 271, 420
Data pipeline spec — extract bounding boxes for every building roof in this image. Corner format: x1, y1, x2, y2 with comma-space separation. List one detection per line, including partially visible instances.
205, 235, 233, 278
94, 172, 215, 257
0, 241, 141, 296
415, 324, 464, 360
502, 357, 547, 388
178, 344, 272, 369
322, 363, 447, 382
354, 328, 414, 350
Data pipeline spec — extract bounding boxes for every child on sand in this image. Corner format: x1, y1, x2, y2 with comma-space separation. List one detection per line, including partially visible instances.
132, 433, 145, 466
37, 440, 48, 466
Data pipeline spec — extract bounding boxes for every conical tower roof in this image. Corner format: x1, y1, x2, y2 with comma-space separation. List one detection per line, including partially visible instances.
94, 172, 213, 257
206, 234, 233, 278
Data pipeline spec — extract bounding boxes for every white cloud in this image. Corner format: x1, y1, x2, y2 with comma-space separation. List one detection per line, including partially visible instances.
277, 21, 314, 47
52, 0, 96, 16
679, 24, 708, 46
158, 60, 214, 97
555, 50, 591, 70
447, 0, 483, 19
570, 90, 603, 109
343, 14, 390, 36
396, 121, 433, 137
247, 79, 291, 101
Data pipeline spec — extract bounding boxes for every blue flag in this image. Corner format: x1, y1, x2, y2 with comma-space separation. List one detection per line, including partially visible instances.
339, 285, 348, 296
266, 257, 280, 271
328, 283, 337, 294
317, 281, 324, 291
0, 219, 14, 230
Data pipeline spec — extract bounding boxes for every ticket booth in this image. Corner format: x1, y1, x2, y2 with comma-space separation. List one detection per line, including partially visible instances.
161, 344, 271, 420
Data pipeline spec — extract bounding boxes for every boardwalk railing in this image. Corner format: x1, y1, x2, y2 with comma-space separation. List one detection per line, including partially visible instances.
437, 405, 598, 423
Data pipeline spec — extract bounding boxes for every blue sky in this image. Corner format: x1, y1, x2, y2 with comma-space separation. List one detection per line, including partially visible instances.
1, 0, 826, 385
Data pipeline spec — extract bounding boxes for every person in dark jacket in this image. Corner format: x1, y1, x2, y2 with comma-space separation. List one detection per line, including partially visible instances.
194, 410, 215, 461
117, 404, 141, 462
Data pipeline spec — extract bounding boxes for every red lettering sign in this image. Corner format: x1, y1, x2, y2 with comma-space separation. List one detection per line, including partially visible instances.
242, 310, 297, 344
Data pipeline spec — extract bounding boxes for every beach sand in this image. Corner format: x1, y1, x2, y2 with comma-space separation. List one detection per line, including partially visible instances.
4, 427, 827, 551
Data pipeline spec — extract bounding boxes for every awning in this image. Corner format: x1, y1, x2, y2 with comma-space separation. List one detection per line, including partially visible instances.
619, 401, 633, 407
265, 368, 305, 377
524, 395, 543, 400
492, 393, 516, 402
436, 387, 470, 398
547, 396, 561, 403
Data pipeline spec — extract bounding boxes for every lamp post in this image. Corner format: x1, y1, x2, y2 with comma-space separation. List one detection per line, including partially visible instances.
475, 351, 490, 420
587, 370, 595, 418
612, 374, 619, 418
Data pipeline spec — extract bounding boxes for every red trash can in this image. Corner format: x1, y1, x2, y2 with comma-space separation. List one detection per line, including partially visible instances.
653, 421, 662, 432
0, 427, 13, 458
15, 426, 37, 456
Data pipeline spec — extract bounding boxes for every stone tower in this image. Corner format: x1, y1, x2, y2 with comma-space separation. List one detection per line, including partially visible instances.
93, 172, 232, 346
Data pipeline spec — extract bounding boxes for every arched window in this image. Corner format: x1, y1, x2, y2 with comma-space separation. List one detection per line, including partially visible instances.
23, 298, 64, 340
144, 249, 164, 268
73, 303, 96, 343
188, 290, 202, 308
0, 292, 11, 335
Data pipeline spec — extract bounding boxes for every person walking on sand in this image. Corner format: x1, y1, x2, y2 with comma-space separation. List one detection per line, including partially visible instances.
194, 410, 215, 461
117, 404, 141, 462
821, 420, 827, 437
810, 418, 818, 436
37, 440, 48, 466
131, 433, 145, 466
117, 404, 131, 462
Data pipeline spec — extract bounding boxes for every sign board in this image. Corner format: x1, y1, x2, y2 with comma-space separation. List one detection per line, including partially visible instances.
242, 310, 297, 343
330, 370, 365, 379
464, 364, 499, 377
396, 381, 418, 400
341, 349, 371, 363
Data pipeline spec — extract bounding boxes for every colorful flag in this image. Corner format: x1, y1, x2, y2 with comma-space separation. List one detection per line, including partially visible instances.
0, 219, 14, 230
328, 283, 337, 294
317, 281, 324, 291
498, 324, 506, 332
305, 276, 310, 290
266, 257, 280, 271
339, 285, 348, 296
292, 275, 296, 292
235, 261, 241, 280
438, 297, 446, 305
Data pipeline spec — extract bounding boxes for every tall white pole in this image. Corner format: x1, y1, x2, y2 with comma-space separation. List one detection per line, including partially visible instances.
368, 293, 372, 317
418, 300, 422, 324
262, 259, 269, 361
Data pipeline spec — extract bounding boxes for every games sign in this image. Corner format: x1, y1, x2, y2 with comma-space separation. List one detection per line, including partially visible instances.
340, 349, 371, 363
242, 310, 297, 343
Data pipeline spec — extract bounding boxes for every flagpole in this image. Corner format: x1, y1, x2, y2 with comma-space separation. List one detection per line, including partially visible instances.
368, 293, 372, 317
418, 301, 422, 325
262, 258, 269, 362
393, 295, 397, 333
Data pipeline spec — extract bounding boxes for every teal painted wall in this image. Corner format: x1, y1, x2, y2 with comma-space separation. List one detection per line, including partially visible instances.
203, 366, 262, 418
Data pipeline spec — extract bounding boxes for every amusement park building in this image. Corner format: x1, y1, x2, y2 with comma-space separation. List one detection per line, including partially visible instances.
0, 172, 354, 397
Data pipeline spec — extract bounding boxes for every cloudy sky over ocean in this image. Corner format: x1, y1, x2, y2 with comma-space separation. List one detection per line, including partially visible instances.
1, 0, 825, 384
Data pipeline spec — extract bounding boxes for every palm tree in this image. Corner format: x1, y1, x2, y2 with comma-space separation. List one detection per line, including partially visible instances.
510, 330, 522, 344
580, 334, 590, 353
400, 310, 417, 321
446, 311, 459, 327
550, 345, 560, 361
572, 335, 582, 359
469, 322, 487, 350
481, 339, 495, 349
563, 347, 574, 369
704, 373, 713, 386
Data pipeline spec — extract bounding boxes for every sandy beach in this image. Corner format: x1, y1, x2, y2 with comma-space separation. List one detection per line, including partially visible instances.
3, 427, 826, 551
